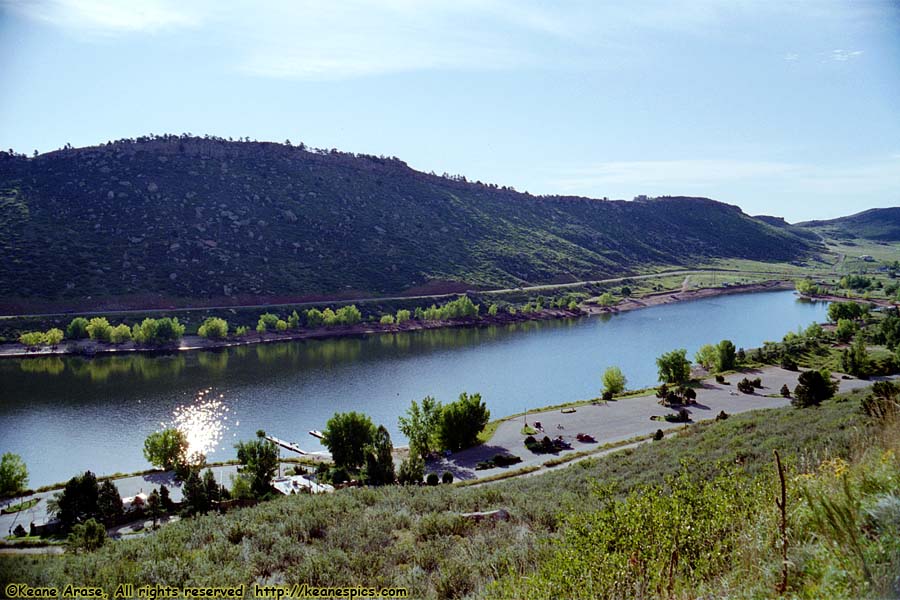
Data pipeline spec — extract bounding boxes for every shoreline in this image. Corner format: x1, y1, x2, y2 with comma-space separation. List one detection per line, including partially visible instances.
586, 279, 794, 314
797, 291, 899, 308
0, 280, 797, 359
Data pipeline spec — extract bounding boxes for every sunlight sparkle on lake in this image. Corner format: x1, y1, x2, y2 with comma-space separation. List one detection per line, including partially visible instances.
168, 388, 231, 458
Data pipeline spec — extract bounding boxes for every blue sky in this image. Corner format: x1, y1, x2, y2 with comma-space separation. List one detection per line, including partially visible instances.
1, 0, 898, 221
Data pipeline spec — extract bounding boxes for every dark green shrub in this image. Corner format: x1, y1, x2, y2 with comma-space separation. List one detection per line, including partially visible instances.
737, 378, 755, 394
664, 408, 690, 423
397, 455, 424, 484
869, 353, 897, 377
715, 374, 726, 384
328, 467, 349, 485
524, 435, 542, 452
493, 454, 522, 467
66, 518, 107, 553
653, 429, 664, 441
476, 454, 523, 469
426, 473, 439, 486
442, 471, 454, 484
66, 317, 90, 340
861, 381, 899, 420
792, 370, 839, 408
781, 384, 791, 398
780, 355, 798, 371
716, 411, 729, 421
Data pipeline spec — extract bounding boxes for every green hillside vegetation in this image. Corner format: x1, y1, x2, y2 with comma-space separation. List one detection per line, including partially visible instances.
0, 136, 816, 311
799, 207, 900, 242
753, 213, 823, 241
3, 387, 898, 598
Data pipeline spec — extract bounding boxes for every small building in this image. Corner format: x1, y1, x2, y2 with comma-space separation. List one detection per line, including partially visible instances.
121, 493, 148, 510
271, 475, 334, 495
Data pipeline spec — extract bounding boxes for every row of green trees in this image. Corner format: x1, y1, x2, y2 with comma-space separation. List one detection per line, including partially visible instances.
778, 303, 898, 379
795, 279, 824, 296
181, 468, 230, 516
211, 295, 554, 340
261, 305, 365, 332
415, 295, 480, 320
69, 316, 186, 345
18, 328, 63, 348
398, 392, 490, 460
18, 316, 186, 348
142, 426, 275, 500
827, 301, 868, 323
599, 340, 737, 402
49, 471, 125, 530
319, 414, 396, 485
798, 277, 900, 301
693, 340, 737, 373
17, 293, 587, 349
313, 392, 490, 486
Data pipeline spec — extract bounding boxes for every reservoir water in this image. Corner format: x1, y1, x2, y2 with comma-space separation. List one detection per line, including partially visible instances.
0, 290, 828, 487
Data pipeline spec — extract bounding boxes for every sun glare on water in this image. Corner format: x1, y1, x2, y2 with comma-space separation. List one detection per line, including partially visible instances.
166, 388, 231, 459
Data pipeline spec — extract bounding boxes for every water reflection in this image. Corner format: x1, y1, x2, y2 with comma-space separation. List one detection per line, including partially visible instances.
43, 354, 189, 382
11, 319, 588, 382
19, 356, 65, 376
197, 350, 229, 374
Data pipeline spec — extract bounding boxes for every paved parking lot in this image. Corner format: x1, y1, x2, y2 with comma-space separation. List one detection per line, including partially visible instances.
429, 367, 886, 480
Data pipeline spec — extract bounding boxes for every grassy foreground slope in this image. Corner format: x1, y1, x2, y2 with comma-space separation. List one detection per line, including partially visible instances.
3, 387, 897, 599
0, 136, 814, 310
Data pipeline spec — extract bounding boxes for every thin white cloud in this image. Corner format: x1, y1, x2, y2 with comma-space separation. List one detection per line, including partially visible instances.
1, 0, 882, 79
227, 0, 798, 80
2, 0, 201, 34
830, 49, 864, 62
230, 0, 571, 80
784, 52, 799, 62
550, 157, 900, 199
553, 159, 799, 189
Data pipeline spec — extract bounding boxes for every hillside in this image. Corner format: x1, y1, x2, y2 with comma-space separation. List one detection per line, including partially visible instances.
798, 207, 900, 241
0, 136, 816, 311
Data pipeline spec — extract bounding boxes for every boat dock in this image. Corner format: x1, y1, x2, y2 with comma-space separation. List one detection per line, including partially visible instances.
265, 435, 311, 455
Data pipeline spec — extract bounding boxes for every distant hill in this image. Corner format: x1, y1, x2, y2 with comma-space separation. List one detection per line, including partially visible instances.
752, 215, 822, 241
0, 136, 817, 309
798, 207, 900, 242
